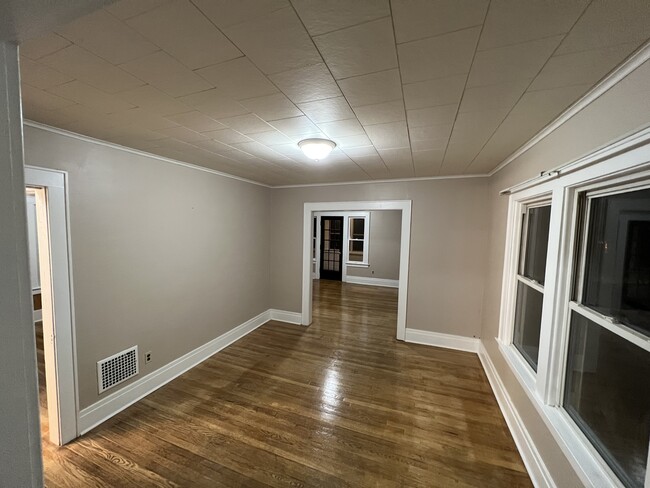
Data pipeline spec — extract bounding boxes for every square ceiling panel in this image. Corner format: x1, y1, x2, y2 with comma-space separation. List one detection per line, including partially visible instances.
18, 0, 650, 186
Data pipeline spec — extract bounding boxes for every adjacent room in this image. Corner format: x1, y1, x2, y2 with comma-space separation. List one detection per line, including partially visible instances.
1, 1, 649, 487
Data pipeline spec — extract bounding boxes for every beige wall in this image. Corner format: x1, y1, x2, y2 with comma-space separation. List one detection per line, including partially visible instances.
480, 59, 650, 486
347, 210, 401, 281
24, 125, 271, 409
270, 178, 489, 337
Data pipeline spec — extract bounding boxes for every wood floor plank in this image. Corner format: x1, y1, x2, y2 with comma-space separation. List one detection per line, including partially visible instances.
40, 280, 532, 487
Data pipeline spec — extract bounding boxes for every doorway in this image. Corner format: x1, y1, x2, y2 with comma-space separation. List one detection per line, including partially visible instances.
319, 216, 343, 281
25, 167, 77, 446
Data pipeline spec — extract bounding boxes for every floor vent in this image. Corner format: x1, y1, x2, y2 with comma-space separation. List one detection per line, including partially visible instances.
97, 346, 138, 393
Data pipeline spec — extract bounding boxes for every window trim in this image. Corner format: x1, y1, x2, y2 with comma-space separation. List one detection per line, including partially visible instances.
346, 212, 370, 266
498, 141, 650, 488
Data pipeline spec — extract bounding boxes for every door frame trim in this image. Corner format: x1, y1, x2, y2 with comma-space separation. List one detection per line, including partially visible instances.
302, 200, 412, 340
25, 166, 78, 445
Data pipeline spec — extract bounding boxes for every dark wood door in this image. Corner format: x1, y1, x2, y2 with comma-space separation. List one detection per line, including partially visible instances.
320, 216, 343, 281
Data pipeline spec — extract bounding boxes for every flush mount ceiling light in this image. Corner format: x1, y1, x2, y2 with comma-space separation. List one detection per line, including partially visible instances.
298, 138, 336, 161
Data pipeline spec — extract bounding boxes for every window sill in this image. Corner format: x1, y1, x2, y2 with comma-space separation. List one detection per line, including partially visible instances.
497, 340, 625, 488
346, 262, 369, 268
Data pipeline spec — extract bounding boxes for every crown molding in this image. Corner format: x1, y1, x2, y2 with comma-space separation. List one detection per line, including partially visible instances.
23, 120, 272, 188
271, 173, 488, 189
488, 39, 650, 178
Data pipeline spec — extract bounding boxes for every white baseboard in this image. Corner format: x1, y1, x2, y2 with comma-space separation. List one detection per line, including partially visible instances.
78, 309, 279, 435
269, 309, 302, 325
478, 342, 555, 488
345, 275, 399, 288
404, 328, 480, 353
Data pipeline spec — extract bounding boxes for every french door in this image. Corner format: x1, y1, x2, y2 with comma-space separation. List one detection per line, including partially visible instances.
319, 216, 343, 281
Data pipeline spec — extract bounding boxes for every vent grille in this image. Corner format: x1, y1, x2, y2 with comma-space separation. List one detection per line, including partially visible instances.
97, 346, 138, 393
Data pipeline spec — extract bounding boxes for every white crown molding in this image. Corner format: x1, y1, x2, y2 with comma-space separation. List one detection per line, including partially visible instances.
272, 173, 488, 189
23, 120, 272, 188
404, 328, 480, 353
489, 39, 650, 178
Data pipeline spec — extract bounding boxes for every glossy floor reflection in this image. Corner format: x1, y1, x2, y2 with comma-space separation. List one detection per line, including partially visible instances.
42, 280, 532, 487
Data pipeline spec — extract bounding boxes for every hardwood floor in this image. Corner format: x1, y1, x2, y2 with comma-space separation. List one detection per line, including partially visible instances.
41, 280, 532, 487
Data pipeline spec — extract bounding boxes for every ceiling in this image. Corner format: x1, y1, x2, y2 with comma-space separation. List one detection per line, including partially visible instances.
19, 0, 650, 186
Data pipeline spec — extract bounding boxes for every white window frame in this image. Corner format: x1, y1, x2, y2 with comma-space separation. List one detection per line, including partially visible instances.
346, 212, 370, 267
497, 132, 650, 488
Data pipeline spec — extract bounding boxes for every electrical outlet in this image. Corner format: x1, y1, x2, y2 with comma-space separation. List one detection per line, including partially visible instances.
144, 351, 152, 364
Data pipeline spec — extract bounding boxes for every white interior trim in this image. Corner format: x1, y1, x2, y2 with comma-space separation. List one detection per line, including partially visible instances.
404, 329, 479, 353
24, 167, 77, 446
346, 276, 399, 288
302, 201, 411, 341
489, 39, 650, 178
78, 308, 299, 435
478, 342, 557, 488
274, 173, 488, 188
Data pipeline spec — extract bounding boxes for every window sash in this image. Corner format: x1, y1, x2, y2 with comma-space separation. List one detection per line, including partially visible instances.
346, 215, 369, 265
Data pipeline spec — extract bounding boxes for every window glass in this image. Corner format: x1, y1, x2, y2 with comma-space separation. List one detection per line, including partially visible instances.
513, 282, 543, 370
583, 189, 650, 336
520, 205, 551, 284
349, 240, 363, 261
564, 311, 650, 488
350, 218, 365, 239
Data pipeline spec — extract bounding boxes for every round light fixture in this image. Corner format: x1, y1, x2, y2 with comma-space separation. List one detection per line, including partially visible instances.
298, 138, 336, 161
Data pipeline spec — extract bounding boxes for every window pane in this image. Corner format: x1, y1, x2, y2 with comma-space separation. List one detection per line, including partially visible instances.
583, 189, 650, 336
349, 240, 363, 261
564, 311, 650, 488
350, 217, 365, 239
520, 205, 551, 284
513, 282, 543, 370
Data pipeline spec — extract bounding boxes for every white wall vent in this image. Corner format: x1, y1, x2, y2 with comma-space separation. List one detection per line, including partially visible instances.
97, 346, 138, 393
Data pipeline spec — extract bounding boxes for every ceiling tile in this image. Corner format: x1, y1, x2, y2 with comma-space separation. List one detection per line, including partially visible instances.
270, 115, 319, 136
228, 141, 287, 160
318, 118, 365, 138
411, 137, 448, 152
459, 79, 530, 113
291, 0, 390, 36
349, 156, 391, 179
223, 7, 320, 75
403, 74, 466, 110
20, 33, 71, 60
341, 145, 378, 158
365, 121, 409, 149
219, 114, 274, 134
196, 57, 278, 101
116, 85, 190, 116
269, 63, 341, 103
398, 26, 480, 84
127, 0, 241, 70
334, 134, 373, 148
353, 100, 405, 125
409, 123, 453, 142
47, 80, 136, 113
377, 147, 414, 172
19, 58, 74, 89
439, 141, 482, 174
156, 125, 208, 143
298, 97, 355, 123
21, 84, 77, 111
56, 9, 159, 64
528, 42, 641, 92
448, 108, 509, 147
314, 17, 397, 79
467, 35, 563, 88
338, 69, 402, 107
478, 0, 588, 51
202, 128, 252, 144
178, 89, 249, 118
413, 149, 444, 175
102, 108, 180, 130
191, 0, 289, 30
247, 130, 294, 145
104, 0, 173, 20
120, 50, 213, 97
407, 103, 457, 128
392, 0, 488, 44
556, 1, 650, 55
240, 93, 303, 121
164, 111, 226, 132
39, 45, 145, 94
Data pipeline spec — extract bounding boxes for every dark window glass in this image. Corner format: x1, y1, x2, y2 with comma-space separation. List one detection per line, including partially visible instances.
520, 205, 551, 284
513, 282, 544, 370
351, 218, 365, 239
583, 189, 650, 336
564, 312, 650, 488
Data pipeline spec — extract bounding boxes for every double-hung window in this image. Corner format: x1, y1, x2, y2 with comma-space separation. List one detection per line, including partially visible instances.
347, 214, 369, 265
498, 136, 650, 488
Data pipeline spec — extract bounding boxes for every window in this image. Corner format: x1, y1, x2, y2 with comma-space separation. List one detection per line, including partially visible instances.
564, 187, 650, 488
513, 204, 551, 370
347, 215, 369, 265
497, 139, 650, 488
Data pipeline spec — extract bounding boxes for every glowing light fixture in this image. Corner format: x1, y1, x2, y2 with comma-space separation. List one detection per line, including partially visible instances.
298, 138, 336, 161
